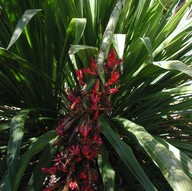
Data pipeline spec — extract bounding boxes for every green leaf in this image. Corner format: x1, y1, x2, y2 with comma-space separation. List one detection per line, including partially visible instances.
7, 9, 42, 49
153, 60, 192, 77
0, 122, 10, 132
0, 173, 11, 191
27, 144, 56, 191
69, 45, 98, 69
7, 110, 29, 190
112, 34, 126, 59
13, 131, 56, 191
114, 117, 192, 191
98, 146, 115, 191
66, 18, 87, 45
112, 34, 125, 73
141, 37, 154, 62
69, 45, 98, 55
156, 138, 192, 180
101, 118, 157, 191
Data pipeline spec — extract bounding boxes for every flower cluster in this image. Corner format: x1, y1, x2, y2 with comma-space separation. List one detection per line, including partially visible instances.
42, 49, 122, 191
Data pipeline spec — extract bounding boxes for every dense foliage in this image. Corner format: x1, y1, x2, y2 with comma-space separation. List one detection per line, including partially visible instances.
0, 0, 192, 190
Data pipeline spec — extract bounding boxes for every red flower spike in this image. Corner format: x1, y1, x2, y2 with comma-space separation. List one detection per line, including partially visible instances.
79, 125, 91, 138
70, 145, 81, 156
69, 180, 79, 191
41, 167, 57, 174
106, 70, 119, 86
42, 49, 121, 191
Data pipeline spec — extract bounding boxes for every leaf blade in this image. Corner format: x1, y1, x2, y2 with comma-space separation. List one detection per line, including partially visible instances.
7, 9, 42, 50
114, 117, 192, 191
101, 118, 157, 191
153, 60, 192, 77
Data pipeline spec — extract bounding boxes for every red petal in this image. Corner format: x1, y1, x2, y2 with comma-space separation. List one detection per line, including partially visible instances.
76, 69, 84, 85
92, 80, 99, 94
90, 58, 97, 75
108, 88, 119, 94
82, 68, 95, 75
41, 167, 57, 174
106, 70, 119, 86
107, 49, 116, 64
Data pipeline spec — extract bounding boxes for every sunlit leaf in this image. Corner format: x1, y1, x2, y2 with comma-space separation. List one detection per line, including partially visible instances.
114, 117, 192, 191
7, 9, 42, 50
66, 18, 87, 45
153, 60, 192, 77
101, 118, 157, 191
7, 110, 29, 190
98, 146, 115, 191
141, 37, 154, 62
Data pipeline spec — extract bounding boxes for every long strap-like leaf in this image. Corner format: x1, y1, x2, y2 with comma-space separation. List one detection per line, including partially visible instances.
7, 110, 29, 190
101, 118, 157, 191
96, 0, 125, 83
7, 9, 41, 50
114, 117, 192, 191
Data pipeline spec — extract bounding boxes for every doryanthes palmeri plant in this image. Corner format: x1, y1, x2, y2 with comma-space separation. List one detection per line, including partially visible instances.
0, 0, 192, 190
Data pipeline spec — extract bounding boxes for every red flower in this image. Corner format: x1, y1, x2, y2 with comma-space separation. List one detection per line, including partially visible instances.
93, 134, 103, 145
70, 145, 81, 156
108, 88, 119, 94
93, 110, 99, 121
106, 70, 119, 86
89, 149, 98, 158
106, 49, 122, 68
81, 184, 94, 191
82, 145, 90, 157
43, 187, 55, 191
79, 125, 91, 138
67, 92, 81, 110
90, 169, 99, 181
79, 171, 87, 180
92, 80, 99, 94
76, 69, 85, 86
69, 180, 79, 190
56, 120, 64, 136
41, 167, 57, 174
90, 93, 100, 107
82, 58, 98, 76
70, 98, 80, 110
